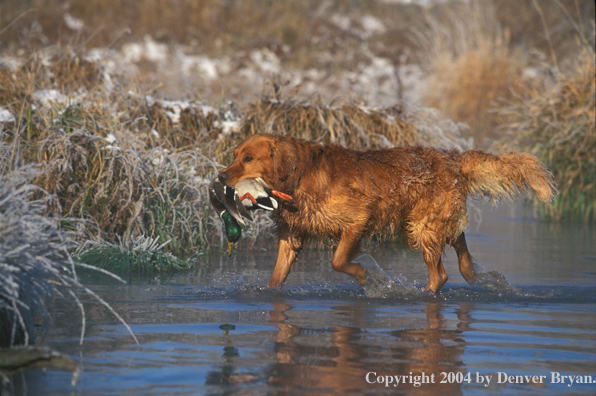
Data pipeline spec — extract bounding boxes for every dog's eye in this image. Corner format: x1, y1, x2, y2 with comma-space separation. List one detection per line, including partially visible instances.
243, 156, 254, 163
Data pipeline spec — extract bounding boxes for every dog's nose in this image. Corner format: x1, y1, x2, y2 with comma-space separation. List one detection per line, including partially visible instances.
218, 171, 228, 184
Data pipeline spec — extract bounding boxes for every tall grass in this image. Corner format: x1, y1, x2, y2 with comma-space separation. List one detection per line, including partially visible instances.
496, 45, 595, 222
0, 166, 60, 347
0, 165, 137, 347
240, 80, 467, 151
415, 1, 525, 148
0, 0, 414, 60
1, 49, 224, 256
4, 1, 590, 62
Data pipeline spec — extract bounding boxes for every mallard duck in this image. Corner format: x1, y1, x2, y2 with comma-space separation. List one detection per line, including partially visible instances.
235, 177, 293, 211
209, 177, 293, 256
209, 178, 252, 256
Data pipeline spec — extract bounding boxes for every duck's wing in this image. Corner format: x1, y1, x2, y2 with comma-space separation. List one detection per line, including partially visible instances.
209, 178, 250, 226
227, 185, 253, 221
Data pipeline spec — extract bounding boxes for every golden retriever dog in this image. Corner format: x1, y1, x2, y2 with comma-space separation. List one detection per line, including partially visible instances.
218, 133, 556, 292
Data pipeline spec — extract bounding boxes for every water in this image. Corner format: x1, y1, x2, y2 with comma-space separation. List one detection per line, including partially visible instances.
6, 203, 596, 395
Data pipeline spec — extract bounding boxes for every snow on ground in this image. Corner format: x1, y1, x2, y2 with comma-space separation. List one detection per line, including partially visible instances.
121, 35, 169, 64
71, 28, 423, 107
33, 89, 69, 107
0, 108, 15, 123
0, 12, 428, 109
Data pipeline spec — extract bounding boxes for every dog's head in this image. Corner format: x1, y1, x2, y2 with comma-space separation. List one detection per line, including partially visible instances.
219, 133, 309, 193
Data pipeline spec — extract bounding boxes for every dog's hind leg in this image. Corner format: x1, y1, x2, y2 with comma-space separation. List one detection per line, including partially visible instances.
451, 232, 476, 285
419, 233, 449, 293
409, 223, 449, 292
420, 242, 449, 293
269, 236, 303, 288
331, 229, 367, 286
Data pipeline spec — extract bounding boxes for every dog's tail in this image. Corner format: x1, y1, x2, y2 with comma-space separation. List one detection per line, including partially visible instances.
460, 150, 557, 203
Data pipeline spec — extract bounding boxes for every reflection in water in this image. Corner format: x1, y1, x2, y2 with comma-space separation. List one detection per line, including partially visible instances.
9, 289, 596, 395
265, 301, 470, 395
205, 324, 260, 388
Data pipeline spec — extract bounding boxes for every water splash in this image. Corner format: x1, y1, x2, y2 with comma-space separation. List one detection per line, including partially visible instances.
470, 260, 525, 295
353, 254, 420, 298
165, 255, 595, 304
355, 254, 543, 300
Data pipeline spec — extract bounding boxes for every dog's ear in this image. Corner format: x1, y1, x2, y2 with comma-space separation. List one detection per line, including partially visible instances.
270, 136, 298, 186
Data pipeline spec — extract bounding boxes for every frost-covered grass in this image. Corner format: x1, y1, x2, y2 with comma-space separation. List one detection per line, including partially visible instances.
0, 167, 63, 347
0, 166, 137, 348
0, 50, 229, 257
241, 78, 467, 150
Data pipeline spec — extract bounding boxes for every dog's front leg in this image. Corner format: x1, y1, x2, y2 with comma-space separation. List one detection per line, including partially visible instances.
269, 236, 303, 288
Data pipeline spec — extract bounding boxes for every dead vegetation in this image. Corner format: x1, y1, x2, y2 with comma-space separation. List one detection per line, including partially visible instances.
416, 1, 526, 147
240, 80, 466, 151
1, 50, 216, 257
0, 165, 137, 348
496, 45, 595, 222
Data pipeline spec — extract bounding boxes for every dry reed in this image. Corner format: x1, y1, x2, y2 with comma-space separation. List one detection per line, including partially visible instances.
415, 1, 526, 147
240, 80, 466, 151
496, 45, 595, 222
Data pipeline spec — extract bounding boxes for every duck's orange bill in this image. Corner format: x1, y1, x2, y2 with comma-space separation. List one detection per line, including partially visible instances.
272, 190, 293, 201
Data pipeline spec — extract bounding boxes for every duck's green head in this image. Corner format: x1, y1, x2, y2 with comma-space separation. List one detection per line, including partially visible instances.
221, 211, 242, 256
